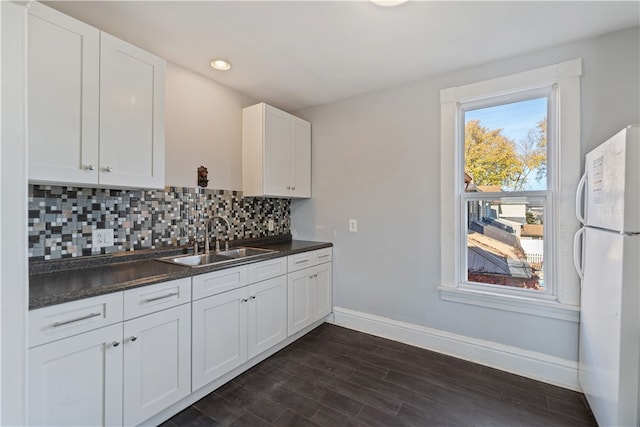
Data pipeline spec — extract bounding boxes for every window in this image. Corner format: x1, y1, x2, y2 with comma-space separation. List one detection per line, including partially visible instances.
439, 59, 582, 321
462, 93, 551, 294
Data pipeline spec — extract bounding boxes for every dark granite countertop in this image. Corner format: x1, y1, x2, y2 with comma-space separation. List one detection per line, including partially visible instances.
29, 237, 332, 310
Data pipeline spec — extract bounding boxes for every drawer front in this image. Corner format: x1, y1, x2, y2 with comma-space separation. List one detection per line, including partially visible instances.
287, 251, 315, 272
123, 277, 191, 320
313, 247, 333, 264
29, 292, 124, 348
287, 248, 332, 272
247, 257, 287, 284
192, 266, 248, 300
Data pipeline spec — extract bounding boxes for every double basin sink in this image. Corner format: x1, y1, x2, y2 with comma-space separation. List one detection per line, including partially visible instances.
157, 247, 276, 268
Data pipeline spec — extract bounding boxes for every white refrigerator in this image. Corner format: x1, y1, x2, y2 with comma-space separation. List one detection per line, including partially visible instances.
573, 125, 640, 427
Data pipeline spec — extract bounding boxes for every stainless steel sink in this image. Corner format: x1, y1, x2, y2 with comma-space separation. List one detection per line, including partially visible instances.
157, 253, 234, 267
216, 247, 275, 259
157, 247, 276, 268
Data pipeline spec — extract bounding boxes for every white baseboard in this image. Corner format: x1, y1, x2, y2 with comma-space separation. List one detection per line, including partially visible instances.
331, 307, 580, 392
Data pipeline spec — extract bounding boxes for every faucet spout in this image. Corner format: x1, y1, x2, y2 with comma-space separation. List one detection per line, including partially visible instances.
204, 215, 232, 254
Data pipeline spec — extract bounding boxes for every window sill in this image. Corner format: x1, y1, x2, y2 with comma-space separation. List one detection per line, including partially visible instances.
438, 286, 579, 322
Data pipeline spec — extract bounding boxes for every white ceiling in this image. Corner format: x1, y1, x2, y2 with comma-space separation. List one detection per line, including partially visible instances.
44, 1, 639, 112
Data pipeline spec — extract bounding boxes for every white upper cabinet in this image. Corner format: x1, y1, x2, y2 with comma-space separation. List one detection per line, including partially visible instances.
242, 103, 311, 198
99, 33, 165, 189
27, 3, 165, 189
27, 3, 100, 184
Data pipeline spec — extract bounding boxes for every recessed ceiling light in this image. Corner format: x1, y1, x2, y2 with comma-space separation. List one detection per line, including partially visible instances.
371, 0, 408, 6
210, 59, 231, 71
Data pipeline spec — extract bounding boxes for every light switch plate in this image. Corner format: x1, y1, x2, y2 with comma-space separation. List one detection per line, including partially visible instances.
92, 228, 114, 248
267, 219, 275, 231
349, 219, 358, 233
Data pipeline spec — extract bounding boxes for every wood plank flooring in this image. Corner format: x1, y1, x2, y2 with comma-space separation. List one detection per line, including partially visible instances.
160, 323, 597, 427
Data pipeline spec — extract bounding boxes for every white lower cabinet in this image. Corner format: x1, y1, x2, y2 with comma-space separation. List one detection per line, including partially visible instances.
123, 303, 191, 426
28, 249, 330, 425
192, 287, 248, 391
287, 250, 333, 336
28, 323, 124, 427
248, 276, 288, 358
287, 269, 314, 335
191, 275, 287, 391
28, 278, 191, 427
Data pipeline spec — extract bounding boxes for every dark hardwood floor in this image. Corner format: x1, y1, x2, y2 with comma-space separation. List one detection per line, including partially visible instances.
160, 323, 597, 427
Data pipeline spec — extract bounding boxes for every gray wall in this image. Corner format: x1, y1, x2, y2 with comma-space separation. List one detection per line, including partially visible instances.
291, 27, 640, 361
165, 62, 256, 190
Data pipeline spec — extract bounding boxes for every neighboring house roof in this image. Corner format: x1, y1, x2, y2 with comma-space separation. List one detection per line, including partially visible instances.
464, 172, 477, 192
522, 224, 544, 237
467, 230, 532, 279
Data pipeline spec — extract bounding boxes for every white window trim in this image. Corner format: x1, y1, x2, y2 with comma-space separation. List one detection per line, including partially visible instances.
439, 58, 582, 322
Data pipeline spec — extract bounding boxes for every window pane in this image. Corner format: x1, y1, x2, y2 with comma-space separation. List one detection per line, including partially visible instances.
466, 198, 544, 290
464, 98, 547, 192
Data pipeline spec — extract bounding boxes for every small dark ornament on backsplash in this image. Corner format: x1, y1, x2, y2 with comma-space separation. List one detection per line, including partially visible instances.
197, 166, 209, 187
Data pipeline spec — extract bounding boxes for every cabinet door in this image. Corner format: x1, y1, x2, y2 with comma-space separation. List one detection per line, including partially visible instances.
247, 276, 287, 359
28, 324, 123, 427
27, 3, 100, 185
192, 288, 248, 391
123, 304, 191, 426
314, 263, 333, 321
99, 32, 165, 189
287, 269, 314, 336
264, 105, 292, 196
290, 117, 311, 198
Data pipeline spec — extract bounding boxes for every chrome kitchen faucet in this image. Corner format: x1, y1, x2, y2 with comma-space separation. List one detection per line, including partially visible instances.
204, 215, 232, 253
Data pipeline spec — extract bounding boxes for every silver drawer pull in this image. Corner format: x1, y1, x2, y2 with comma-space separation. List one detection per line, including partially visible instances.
144, 292, 178, 303
318, 254, 330, 258
52, 312, 101, 327
295, 259, 309, 265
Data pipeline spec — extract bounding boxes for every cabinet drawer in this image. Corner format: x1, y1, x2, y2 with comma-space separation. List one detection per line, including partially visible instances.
123, 278, 191, 320
29, 292, 123, 348
287, 248, 332, 272
287, 251, 315, 272
247, 257, 287, 284
192, 266, 248, 300
313, 247, 333, 264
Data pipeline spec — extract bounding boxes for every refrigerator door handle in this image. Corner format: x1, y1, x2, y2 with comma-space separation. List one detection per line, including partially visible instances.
575, 172, 587, 224
573, 227, 586, 282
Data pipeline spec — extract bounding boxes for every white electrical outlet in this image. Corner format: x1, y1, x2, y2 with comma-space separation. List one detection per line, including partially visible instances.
267, 219, 275, 231
92, 228, 114, 248
349, 219, 358, 233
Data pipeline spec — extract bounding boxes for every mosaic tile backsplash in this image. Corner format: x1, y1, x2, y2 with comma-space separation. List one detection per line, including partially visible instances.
28, 185, 290, 260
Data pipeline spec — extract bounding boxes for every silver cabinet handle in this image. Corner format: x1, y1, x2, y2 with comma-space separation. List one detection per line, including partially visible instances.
144, 292, 178, 303
104, 166, 113, 173
85, 164, 96, 171
112, 340, 120, 347
295, 259, 309, 265
318, 254, 330, 259
286, 186, 291, 190
130, 336, 138, 342
53, 312, 101, 327
291, 186, 296, 190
